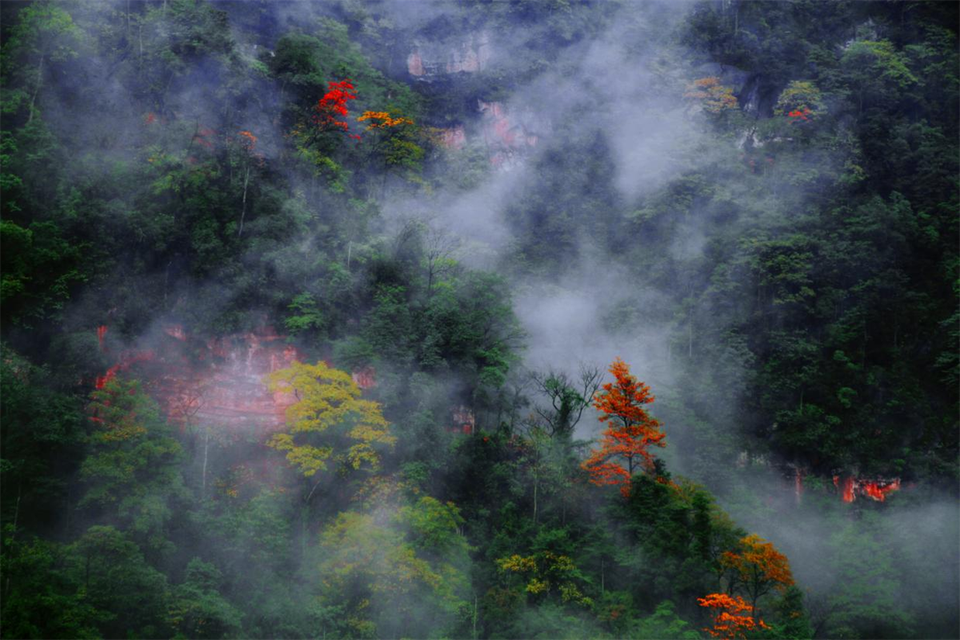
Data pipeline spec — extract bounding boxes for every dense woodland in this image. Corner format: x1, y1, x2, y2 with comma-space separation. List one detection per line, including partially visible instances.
1, 1, 958, 638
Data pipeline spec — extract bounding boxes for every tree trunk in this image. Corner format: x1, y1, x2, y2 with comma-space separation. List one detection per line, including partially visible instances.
533, 476, 538, 524
472, 594, 479, 640
28, 54, 44, 124
6, 477, 21, 596
601, 556, 605, 594
201, 429, 210, 497
237, 166, 251, 237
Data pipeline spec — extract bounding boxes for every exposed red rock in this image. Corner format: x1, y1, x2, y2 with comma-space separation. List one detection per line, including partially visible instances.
452, 405, 474, 435
408, 32, 490, 79
407, 50, 424, 77
478, 100, 540, 167
438, 125, 466, 150
95, 325, 304, 434
351, 366, 376, 390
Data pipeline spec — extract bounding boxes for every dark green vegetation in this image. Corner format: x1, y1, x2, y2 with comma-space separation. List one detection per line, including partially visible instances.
1, 1, 957, 638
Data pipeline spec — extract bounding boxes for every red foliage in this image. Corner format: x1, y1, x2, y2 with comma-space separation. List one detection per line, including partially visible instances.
833, 475, 901, 503
95, 350, 155, 389
97, 325, 108, 352
191, 127, 217, 150
581, 359, 666, 496
313, 79, 359, 135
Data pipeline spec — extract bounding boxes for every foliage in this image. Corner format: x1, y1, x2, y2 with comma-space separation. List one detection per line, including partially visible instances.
720, 534, 794, 617
266, 360, 395, 480
0, 0, 955, 637
685, 77, 739, 114
698, 592, 769, 640
582, 359, 666, 494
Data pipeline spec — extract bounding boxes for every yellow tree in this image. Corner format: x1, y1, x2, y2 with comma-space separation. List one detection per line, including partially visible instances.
684, 77, 739, 114
266, 361, 395, 504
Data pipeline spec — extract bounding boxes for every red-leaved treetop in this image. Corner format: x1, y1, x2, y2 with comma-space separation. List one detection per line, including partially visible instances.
581, 358, 666, 496
313, 79, 359, 139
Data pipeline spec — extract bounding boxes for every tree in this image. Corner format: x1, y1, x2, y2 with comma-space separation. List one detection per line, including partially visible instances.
82, 377, 185, 554
67, 525, 171, 638
582, 359, 666, 495
774, 80, 826, 123
720, 534, 794, 618
316, 505, 471, 638
531, 366, 601, 441
0, 526, 103, 639
684, 77, 739, 114
167, 558, 242, 639
0, 1, 80, 123
266, 361, 395, 504
496, 550, 593, 608
697, 593, 769, 640
313, 79, 359, 137
233, 130, 265, 238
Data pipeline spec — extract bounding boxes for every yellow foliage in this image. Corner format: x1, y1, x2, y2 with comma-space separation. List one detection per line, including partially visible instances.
358, 110, 415, 131
684, 77, 739, 114
266, 361, 395, 477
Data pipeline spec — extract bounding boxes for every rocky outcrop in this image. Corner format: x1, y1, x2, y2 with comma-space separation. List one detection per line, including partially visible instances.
95, 324, 304, 433
437, 124, 467, 150
407, 32, 491, 79
478, 100, 540, 169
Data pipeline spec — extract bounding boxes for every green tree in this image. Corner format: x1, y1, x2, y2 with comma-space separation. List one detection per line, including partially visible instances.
168, 558, 242, 639
82, 377, 185, 554
0, 1, 80, 122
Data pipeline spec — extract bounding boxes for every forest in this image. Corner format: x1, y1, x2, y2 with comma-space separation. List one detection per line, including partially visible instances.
0, 1, 957, 638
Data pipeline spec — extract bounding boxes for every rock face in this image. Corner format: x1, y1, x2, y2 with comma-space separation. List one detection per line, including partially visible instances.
96, 325, 303, 433
478, 99, 540, 169
437, 124, 466, 150
407, 32, 491, 79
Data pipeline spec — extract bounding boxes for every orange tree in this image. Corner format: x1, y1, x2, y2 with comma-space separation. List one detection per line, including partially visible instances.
581, 358, 666, 496
698, 593, 769, 639
721, 534, 795, 618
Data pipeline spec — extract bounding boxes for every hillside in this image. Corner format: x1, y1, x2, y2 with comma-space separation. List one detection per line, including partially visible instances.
1, 1, 958, 638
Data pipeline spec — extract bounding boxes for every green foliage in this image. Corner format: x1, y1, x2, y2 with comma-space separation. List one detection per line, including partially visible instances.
1, 346, 85, 530
316, 505, 471, 638
168, 558, 242, 639
67, 525, 171, 638
0, 1, 955, 638
0, 526, 103, 639
82, 378, 186, 553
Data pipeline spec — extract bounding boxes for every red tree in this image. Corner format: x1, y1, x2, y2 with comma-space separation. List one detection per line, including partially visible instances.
581, 358, 666, 495
313, 79, 360, 139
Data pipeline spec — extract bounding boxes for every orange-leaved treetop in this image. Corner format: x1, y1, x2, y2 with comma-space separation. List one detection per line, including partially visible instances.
697, 593, 769, 640
581, 358, 666, 496
720, 534, 795, 618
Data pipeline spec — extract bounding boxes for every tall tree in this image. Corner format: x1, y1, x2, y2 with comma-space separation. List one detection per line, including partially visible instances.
581, 359, 666, 495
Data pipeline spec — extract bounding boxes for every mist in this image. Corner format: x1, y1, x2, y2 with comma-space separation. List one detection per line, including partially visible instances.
2, 0, 957, 638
